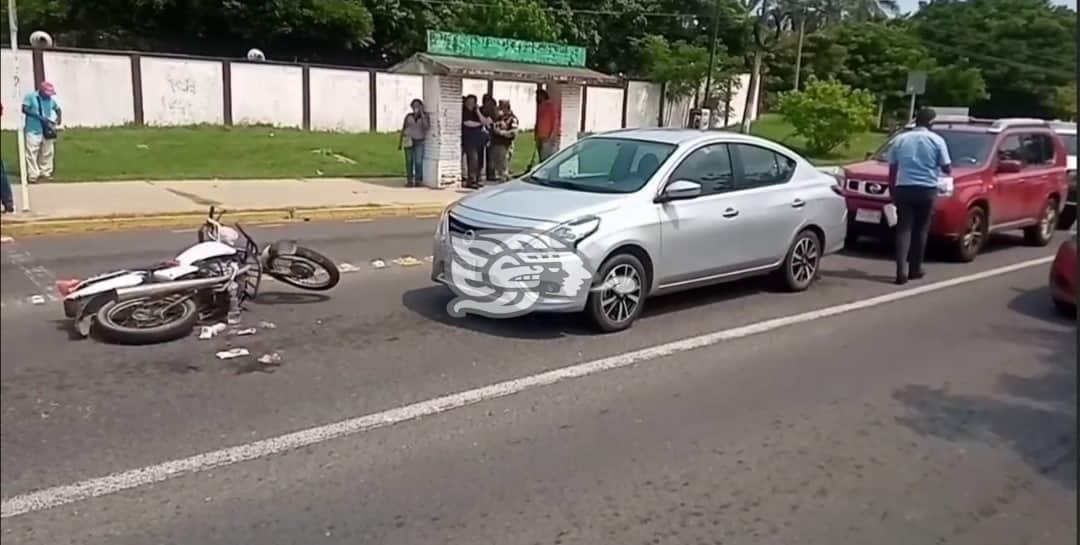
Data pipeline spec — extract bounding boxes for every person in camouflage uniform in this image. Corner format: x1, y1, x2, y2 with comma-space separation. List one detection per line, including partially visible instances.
488, 100, 519, 182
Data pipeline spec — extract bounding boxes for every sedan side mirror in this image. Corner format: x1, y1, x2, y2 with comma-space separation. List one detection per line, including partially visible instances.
656, 180, 702, 203
997, 159, 1023, 174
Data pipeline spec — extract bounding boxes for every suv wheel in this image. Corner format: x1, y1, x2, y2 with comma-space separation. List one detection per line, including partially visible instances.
953, 206, 988, 262
1023, 198, 1058, 247
777, 229, 822, 292
1058, 205, 1076, 231
586, 253, 647, 333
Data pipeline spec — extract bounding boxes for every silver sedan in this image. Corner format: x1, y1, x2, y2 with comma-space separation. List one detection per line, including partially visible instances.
432, 129, 848, 332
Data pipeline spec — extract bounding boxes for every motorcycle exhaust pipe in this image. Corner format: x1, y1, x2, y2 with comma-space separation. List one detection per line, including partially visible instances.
115, 267, 251, 301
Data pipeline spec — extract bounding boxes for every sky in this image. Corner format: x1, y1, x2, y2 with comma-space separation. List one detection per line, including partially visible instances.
897, 0, 1077, 12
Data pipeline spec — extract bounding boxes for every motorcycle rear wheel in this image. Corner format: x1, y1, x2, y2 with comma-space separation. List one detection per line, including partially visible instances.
94, 296, 199, 345
268, 247, 340, 291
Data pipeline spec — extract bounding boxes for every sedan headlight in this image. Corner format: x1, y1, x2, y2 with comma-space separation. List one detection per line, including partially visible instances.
549, 216, 600, 247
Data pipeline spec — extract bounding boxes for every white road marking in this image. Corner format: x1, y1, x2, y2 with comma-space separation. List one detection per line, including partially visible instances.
2, 243, 60, 302
0, 255, 1054, 519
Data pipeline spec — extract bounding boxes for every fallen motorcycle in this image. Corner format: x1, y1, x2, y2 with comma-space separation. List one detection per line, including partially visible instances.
57, 207, 340, 344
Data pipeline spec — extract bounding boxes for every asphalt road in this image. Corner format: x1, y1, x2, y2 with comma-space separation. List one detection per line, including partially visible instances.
0, 220, 1075, 544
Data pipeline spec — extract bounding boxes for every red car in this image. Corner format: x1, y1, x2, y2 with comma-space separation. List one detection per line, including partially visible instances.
839, 117, 1070, 262
1050, 238, 1076, 317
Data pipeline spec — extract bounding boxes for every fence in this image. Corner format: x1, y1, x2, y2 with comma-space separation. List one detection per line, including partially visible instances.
0, 46, 755, 133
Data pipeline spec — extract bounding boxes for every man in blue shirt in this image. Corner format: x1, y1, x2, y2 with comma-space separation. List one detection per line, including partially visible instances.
21, 81, 62, 183
887, 107, 952, 285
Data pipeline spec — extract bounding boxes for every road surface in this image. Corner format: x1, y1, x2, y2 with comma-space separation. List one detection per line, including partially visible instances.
1, 220, 1075, 544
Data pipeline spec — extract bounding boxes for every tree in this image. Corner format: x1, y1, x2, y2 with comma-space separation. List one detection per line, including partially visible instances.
638, 34, 740, 123
1051, 84, 1077, 121
452, 0, 561, 43
775, 77, 876, 155
923, 65, 988, 109
910, 0, 1077, 118
739, 0, 787, 133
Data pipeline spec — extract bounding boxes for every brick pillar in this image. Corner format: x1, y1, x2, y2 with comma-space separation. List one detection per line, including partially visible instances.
547, 82, 582, 152
422, 75, 463, 188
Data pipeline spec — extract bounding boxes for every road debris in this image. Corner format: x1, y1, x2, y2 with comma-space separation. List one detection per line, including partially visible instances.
257, 352, 284, 366
370, 259, 387, 269
423, 255, 434, 263
232, 327, 257, 337
338, 262, 360, 273
29, 295, 46, 305
198, 323, 227, 340
393, 256, 423, 267
216, 348, 250, 360
258, 320, 277, 329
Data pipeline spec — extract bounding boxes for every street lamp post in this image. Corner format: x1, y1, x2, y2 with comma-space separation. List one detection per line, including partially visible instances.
7, 0, 31, 212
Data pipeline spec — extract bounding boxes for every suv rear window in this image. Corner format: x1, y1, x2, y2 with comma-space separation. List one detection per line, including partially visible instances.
872, 129, 995, 167
1060, 133, 1077, 156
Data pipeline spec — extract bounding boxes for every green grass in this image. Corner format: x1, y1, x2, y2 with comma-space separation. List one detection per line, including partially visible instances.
0, 116, 884, 182
0, 125, 537, 182
745, 114, 887, 165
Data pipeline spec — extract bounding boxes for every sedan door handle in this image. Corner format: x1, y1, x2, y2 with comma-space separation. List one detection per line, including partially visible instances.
722, 208, 739, 218
792, 198, 806, 208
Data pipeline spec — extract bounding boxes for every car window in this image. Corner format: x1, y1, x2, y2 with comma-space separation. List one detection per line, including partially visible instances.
1060, 134, 1077, 156
997, 135, 1025, 164
529, 137, 677, 194
732, 144, 796, 188
667, 143, 735, 195
873, 129, 995, 167
1024, 133, 1055, 166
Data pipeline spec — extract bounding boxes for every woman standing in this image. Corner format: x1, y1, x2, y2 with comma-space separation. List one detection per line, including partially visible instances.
461, 94, 490, 189
398, 99, 429, 187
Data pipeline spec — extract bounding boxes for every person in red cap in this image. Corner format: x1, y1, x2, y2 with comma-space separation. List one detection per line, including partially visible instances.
21, 81, 62, 183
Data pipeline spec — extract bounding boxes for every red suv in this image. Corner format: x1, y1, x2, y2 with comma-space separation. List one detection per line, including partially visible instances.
839, 117, 1069, 262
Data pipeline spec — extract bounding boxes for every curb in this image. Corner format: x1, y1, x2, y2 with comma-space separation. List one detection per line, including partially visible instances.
0, 203, 449, 237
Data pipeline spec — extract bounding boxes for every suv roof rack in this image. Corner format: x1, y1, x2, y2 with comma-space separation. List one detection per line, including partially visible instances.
987, 118, 1050, 133
906, 116, 1052, 132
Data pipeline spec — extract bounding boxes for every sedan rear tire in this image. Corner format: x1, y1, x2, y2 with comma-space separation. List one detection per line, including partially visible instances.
778, 229, 822, 292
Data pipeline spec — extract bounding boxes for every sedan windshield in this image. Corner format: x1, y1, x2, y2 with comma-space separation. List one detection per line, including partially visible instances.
526, 137, 677, 194
872, 129, 995, 167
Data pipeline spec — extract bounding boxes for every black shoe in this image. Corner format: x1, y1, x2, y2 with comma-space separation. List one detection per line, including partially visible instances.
894, 275, 908, 285
909, 270, 925, 280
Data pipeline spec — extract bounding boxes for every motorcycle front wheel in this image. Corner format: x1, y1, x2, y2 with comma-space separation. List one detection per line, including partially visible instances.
94, 295, 199, 345
267, 247, 340, 291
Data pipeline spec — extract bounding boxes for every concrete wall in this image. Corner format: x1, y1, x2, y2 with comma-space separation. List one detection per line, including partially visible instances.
0, 50, 34, 130
309, 67, 370, 132
141, 57, 224, 126
0, 47, 754, 133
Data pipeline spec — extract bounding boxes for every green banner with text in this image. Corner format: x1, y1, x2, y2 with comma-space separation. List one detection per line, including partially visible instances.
426, 31, 586, 67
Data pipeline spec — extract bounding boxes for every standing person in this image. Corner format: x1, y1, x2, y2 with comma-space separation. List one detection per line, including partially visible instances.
481, 94, 498, 181
21, 81, 62, 183
461, 95, 491, 189
535, 89, 559, 161
887, 107, 952, 285
0, 101, 14, 213
398, 99, 429, 187
489, 100, 519, 182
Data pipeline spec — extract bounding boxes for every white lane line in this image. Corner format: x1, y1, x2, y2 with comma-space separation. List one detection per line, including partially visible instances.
0, 255, 1054, 519
2, 243, 60, 302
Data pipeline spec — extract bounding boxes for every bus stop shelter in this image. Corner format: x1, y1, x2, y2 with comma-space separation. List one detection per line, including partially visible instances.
389, 32, 620, 188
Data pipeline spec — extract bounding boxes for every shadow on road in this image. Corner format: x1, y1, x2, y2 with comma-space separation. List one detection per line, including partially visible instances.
843, 232, 1026, 263
892, 287, 1077, 490
401, 275, 783, 339
255, 291, 331, 305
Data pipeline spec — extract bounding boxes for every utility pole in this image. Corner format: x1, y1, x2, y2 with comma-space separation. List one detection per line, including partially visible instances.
7, 0, 31, 212
793, 8, 807, 91
702, 0, 723, 128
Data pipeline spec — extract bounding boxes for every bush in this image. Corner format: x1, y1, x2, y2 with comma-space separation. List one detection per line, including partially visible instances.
775, 78, 877, 155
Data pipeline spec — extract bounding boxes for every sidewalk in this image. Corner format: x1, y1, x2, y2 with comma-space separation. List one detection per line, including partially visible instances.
0, 178, 465, 236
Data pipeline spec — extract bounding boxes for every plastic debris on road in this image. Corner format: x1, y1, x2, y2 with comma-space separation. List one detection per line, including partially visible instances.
393, 256, 423, 267
232, 327, 257, 337
370, 259, 387, 269
258, 352, 283, 366
216, 348, 250, 360
199, 323, 227, 340
258, 320, 277, 329
29, 295, 46, 305
338, 262, 360, 273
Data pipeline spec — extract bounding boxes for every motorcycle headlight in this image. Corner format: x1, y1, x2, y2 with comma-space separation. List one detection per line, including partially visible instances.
549, 216, 600, 247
